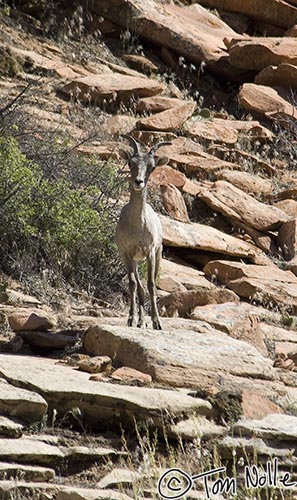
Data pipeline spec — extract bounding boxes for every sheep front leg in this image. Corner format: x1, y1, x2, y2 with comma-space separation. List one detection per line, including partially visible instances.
125, 257, 138, 327
147, 252, 162, 330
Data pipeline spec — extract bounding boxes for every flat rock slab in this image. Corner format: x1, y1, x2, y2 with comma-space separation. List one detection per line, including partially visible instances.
61, 445, 122, 462
93, 0, 245, 81
160, 289, 239, 318
0, 462, 55, 482
160, 215, 267, 264
218, 436, 294, 460
214, 169, 273, 197
238, 83, 297, 121
137, 101, 196, 131
62, 73, 164, 105
97, 468, 143, 489
83, 319, 276, 388
136, 96, 185, 113
228, 37, 297, 71
0, 480, 59, 499
0, 354, 211, 429
57, 487, 133, 500
159, 258, 212, 293
233, 414, 297, 441
0, 438, 64, 465
8, 309, 56, 332
198, 180, 288, 231
204, 260, 297, 284
255, 63, 297, 89
0, 415, 23, 438
199, 0, 297, 29
169, 416, 227, 441
191, 302, 266, 354
204, 260, 297, 312
0, 378, 47, 423
18, 330, 77, 350
184, 117, 238, 145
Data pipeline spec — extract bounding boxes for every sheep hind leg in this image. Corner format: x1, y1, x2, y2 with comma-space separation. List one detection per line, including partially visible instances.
147, 250, 162, 330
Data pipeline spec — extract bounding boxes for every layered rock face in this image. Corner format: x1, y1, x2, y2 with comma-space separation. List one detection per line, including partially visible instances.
2, 0, 297, 497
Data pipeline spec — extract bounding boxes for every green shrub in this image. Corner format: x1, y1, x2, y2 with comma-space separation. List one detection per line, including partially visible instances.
0, 134, 125, 298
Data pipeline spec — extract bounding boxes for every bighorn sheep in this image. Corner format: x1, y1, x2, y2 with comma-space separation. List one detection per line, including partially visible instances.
115, 135, 171, 330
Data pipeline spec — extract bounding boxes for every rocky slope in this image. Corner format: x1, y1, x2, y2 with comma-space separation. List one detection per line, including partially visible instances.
1, 0, 297, 498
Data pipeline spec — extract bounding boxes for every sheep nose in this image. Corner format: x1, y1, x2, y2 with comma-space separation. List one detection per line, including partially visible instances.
135, 178, 144, 186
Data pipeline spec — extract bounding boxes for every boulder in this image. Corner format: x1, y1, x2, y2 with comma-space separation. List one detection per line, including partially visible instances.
240, 389, 284, 420
136, 96, 187, 114
149, 165, 187, 189
0, 379, 47, 423
199, 0, 297, 29
7, 45, 91, 79
214, 170, 272, 197
204, 260, 297, 312
255, 63, 297, 89
153, 137, 244, 176
17, 330, 77, 350
160, 289, 239, 318
158, 258, 213, 293
157, 136, 204, 156
169, 152, 241, 176
160, 214, 266, 263
285, 23, 297, 36
92, 0, 247, 81
84, 319, 276, 390
184, 117, 238, 145
77, 356, 112, 374
229, 37, 297, 70
229, 279, 297, 313
275, 199, 297, 217
191, 302, 266, 353
197, 180, 288, 231
160, 184, 190, 222
137, 101, 196, 132
238, 83, 297, 121
278, 218, 297, 260
62, 73, 164, 106
207, 145, 276, 175
8, 309, 56, 332
230, 221, 276, 256
122, 54, 158, 74
204, 260, 297, 284
285, 255, 297, 276
0, 354, 212, 429
111, 367, 152, 384
224, 119, 274, 141
100, 115, 137, 136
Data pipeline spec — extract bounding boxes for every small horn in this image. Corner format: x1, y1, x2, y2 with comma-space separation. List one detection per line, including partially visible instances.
122, 135, 141, 155
149, 141, 172, 155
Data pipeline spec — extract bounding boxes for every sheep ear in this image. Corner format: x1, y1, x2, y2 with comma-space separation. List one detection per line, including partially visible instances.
119, 148, 131, 161
155, 155, 169, 167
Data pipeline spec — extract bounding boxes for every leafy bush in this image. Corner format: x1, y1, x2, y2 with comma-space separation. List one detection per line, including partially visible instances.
0, 133, 126, 298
